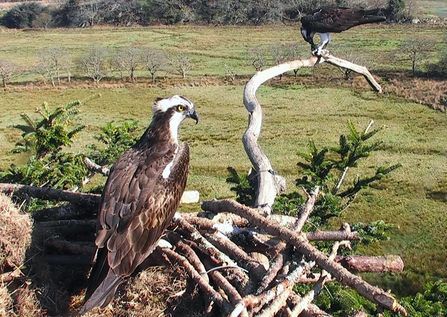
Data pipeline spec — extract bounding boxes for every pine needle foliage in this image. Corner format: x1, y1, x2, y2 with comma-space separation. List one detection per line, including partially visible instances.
0, 99, 90, 193
226, 167, 256, 207
295, 120, 401, 227
88, 120, 139, 166
12, 100, 85, 159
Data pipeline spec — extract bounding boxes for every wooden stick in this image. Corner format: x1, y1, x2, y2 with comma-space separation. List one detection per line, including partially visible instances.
163, 248, 234, 315
336, 255, 404, 273
201, 199, 407, 316
293, 186, 319, 232
0, 183, 100, 208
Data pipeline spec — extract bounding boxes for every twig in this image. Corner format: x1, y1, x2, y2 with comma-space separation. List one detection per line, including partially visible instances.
204, 232, 267, 280
172, 214, 240, 268
257, 252, 286, 294
83, 156, 110, 176
293, 186, 319, 232
291, 242, 340, 316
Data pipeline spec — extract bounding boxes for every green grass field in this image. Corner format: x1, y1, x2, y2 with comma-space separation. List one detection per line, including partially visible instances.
1, 24, 447, 293
0, 24, 445, 83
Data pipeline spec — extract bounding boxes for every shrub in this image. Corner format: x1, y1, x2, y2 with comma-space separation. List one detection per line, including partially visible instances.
2, 2, 47, 28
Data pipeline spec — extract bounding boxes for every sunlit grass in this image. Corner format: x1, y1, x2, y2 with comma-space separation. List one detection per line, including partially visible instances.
0, 24, 445, 83
1, 84, 446, 285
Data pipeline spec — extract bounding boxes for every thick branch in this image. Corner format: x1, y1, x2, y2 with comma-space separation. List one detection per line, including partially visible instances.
242, 54, 381, 215
322, 53, 382, 93
201, 199, 406, 316
0, 183, 100, 208
163, 247, 234, 314
336, 255, 404, 273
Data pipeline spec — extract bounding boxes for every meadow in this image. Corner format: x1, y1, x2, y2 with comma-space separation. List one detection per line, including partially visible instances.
0, 24, 447, 293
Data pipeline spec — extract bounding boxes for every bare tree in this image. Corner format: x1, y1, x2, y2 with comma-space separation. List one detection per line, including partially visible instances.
247, 47, 267, 71
0, 59, 18, 87
112, 51, 128, 81
334, 49, 370, 80
286, 42, 305, 77
270, 43, 290, 80
141, 48, 167, 83
399, 38, 435, 76
112, 46, 141, 82
79, 47, 109, 84
37, 47, 71, 86
169, 54, 192, 79
224, 63, 237, 84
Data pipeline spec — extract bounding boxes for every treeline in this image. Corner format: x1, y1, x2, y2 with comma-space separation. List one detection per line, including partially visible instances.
0, 0, 411, 29
0, 45, 197, 86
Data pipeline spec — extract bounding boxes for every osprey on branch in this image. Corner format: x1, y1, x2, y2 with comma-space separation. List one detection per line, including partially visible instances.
80, 95, 199, 314
301, 7, 386, 56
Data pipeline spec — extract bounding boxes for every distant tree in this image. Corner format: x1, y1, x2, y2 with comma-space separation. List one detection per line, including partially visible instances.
169, 54, 192, 79
141, 48, 167, 83
146, 0, 192, 24
224, 64, 237, 83
399, 38, 435, 75
53, 0, 87, 27
270, 43, 290, 80
286, 42, 305, 77
112, 46, 141, 82
2, 2, 47, 28
99, 0, 142, 26
82, 2, 100, 27
37, 47, 71, 86
31, 11, 53, 28
0, 59, 18, 87
247, 47, 267, 71
387, 0, 411, 22
123, 46, 142, 82
334, 49, 369, 80
79, 47, 109, 83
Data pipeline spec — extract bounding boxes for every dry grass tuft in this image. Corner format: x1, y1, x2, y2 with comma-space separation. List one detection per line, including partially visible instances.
10, 286, 42, 317
0, 194, 42, 317
0, 194, 32, 272
386, 76, 447, 111
80, 265, 204, 317
0, 285, 13, 317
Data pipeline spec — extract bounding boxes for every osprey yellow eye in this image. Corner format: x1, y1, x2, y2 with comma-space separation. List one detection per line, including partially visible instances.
177, 105, 185, 112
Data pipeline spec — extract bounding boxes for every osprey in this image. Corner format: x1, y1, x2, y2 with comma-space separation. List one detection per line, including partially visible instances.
301, 7, 386, 56
80, 95, 199, 314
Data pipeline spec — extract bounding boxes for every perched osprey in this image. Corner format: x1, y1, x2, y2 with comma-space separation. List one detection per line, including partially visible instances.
301, 7, 386, 56
80, 95, 199, 314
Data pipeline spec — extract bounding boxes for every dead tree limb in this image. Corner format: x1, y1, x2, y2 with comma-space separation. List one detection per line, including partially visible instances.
83, 156, 110, 176
163, 247, 234, 315
0, 183, 100, 208
336, 255, 404, 273
242, 54, 381, 216
293, 187, 320, 231
201, 199, 407, 316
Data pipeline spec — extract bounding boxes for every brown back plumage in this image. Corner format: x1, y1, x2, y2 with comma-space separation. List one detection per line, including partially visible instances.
80, 96, 197, 315
301, 7, 386, 33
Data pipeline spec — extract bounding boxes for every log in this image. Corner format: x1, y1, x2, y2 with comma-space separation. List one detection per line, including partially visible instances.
201, 199, 407, 316
0, 183, 100, 208
336, 255, 404, 273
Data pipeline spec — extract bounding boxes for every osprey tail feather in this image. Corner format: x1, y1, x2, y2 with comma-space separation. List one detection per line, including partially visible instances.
79, 270, 121, 315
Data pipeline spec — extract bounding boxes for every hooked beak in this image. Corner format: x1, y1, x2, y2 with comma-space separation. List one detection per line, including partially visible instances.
188, 109, 199, 124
